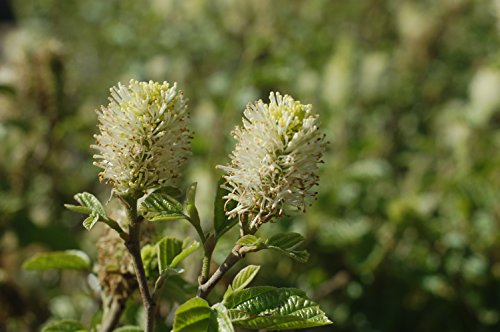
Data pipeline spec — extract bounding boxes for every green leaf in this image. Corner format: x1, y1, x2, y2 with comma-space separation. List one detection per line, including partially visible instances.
23, 250, 91, 271
266, 232, 309, 263
170, 239, 201, 268
63, 204, 92, 214
65, 192, 108, 230
41, 319, 87, 332
113, 326, 143, 332
157, 237, 183, 272
235, 235, 266, 254
82, 213, 99, 231
139, 192, 186, 222
141, 244, 158, 279
173, 297, 217, 332
224, 286, 332, 330
236, 235, 261, 247
212, 303, 235, 332
231, 265, 260, 291
213, 178, 238, 238
74, 192, 107, 217
224, 265, 261, 301
157, 237, 201, 272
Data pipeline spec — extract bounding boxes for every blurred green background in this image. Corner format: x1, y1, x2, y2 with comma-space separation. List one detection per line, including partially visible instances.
1, 0, 499, 331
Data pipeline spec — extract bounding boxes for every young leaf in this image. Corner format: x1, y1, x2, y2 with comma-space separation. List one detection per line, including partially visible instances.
82, 213, 99, 231
212, 303, 235, 332
224, 265, 261, 301
173, 297, 217, 332
231, 265, 260, 292
138, 192, 186, 222
63, 204, 92, 214
41, 319, 87, 332
170, 239, 201, 268
266, 232, 310, 263
157, 237, 183, 272
236, 235, 266, 253
23, 250, 91, 271
224, 286, 332, 330
213, 178, 238, 238
65, 192, 109, 230
157, 237, 201, 273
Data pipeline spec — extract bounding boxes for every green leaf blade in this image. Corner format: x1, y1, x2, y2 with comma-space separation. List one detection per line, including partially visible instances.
65, 192, 108, 230
266, 232, 309, 263
267, 232, 305, 250
73, 192, 107, 218
212, 303, 235, 332
23, 250, 91, 271
231, 265, 261, 292
63, 204, 92, 214
157, 237, 183, 273
139, 192, 186, 222
173, 297, 217, 332
82, 213, 99, 230
157, 237, 200, 272
170, 239, 201, 268
224, 287, 332, 330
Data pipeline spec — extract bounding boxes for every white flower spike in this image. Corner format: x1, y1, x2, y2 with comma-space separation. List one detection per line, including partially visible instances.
218, 92, 326, 231
92, 80, 192, 196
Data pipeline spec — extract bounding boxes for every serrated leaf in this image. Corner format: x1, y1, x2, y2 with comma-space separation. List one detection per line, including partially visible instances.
224, 287, 332, 330
212, 303, 235, 332
113, 326, 143, 332
65, 192, 108, 230
82, 213, 99, 230
41, 319, 87, 332
266, 232, 309, 263
213, 178, 238, 238
139, 192, 186, 222
267, 232, 304, 250
73, 192, 107, 218
173, 297, 217, 332
23, 250, 91, 271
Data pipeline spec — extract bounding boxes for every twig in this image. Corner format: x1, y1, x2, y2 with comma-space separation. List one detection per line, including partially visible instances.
122, 196, 156, 332
197, 246, 243, 299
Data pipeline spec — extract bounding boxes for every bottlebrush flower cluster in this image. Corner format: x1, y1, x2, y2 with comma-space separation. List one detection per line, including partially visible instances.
92, 80, 192, 196
218, 92, 326, 230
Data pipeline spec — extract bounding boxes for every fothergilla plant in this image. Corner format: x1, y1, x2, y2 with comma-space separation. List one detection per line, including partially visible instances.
23, 80, 330, 332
